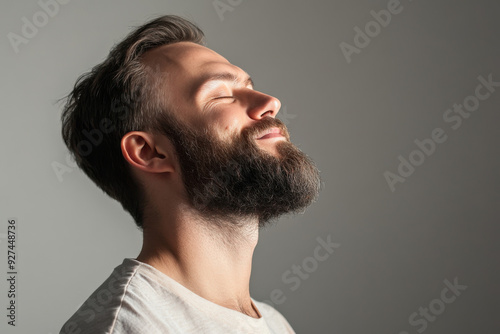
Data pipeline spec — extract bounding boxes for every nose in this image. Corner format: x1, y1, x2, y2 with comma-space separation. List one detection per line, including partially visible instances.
244, 89, 281, 120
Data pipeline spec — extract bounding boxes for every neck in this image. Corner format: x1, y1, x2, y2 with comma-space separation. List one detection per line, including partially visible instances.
136, 205, 261, 318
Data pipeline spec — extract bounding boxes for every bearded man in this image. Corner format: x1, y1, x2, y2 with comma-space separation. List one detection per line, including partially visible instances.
59, 15, 321, 334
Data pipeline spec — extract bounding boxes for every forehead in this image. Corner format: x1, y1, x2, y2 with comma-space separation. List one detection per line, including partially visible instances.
141, 41, 248, 89
143, 41, 228, 70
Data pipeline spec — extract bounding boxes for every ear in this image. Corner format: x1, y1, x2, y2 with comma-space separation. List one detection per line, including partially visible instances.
121, 131, 175, 173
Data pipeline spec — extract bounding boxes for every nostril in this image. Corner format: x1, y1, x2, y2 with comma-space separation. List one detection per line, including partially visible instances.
261, 110, 274, 118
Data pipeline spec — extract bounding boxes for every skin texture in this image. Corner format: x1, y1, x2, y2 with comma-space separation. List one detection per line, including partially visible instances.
121, 42, 319, 318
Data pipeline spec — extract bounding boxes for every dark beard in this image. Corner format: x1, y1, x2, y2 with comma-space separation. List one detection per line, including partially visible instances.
159, 115, 321, 228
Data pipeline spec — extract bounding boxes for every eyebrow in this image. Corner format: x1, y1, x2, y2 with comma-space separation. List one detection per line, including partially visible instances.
190, 72, 255, 98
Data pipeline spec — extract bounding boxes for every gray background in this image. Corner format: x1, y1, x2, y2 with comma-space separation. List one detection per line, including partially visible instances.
0, 0, 499, 333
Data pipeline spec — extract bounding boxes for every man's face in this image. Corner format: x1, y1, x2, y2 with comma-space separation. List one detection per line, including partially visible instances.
143, 42, 321, 227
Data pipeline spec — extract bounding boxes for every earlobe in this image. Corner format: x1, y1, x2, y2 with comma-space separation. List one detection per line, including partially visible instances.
121, 131, 174, 173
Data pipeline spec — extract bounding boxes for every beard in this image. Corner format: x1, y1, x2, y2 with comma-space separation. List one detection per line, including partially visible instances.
158, 115, 321, 229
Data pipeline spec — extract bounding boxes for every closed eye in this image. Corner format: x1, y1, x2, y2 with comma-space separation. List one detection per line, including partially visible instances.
214, 96, 234, 100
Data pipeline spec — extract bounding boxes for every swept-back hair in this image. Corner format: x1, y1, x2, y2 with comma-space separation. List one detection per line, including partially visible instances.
61, 15, 205, 228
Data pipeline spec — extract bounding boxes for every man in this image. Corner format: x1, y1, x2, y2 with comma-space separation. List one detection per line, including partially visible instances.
59, 15, 321, 334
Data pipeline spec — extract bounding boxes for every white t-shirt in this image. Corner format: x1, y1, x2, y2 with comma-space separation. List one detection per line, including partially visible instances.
59, 258, 296, 334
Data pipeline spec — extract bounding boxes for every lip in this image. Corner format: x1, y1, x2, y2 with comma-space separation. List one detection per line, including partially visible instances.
256, 127, 284, 140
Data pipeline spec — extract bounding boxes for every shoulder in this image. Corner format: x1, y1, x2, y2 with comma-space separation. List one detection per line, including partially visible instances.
59, 259, 161, 334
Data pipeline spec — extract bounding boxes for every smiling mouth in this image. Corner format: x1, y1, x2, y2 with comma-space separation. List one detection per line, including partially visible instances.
256, 127, 284, 140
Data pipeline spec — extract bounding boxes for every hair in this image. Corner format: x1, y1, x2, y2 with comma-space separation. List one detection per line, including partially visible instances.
61, 15, 205, 228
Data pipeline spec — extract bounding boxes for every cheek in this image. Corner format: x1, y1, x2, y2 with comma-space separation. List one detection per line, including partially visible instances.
213, 114, 242, 141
